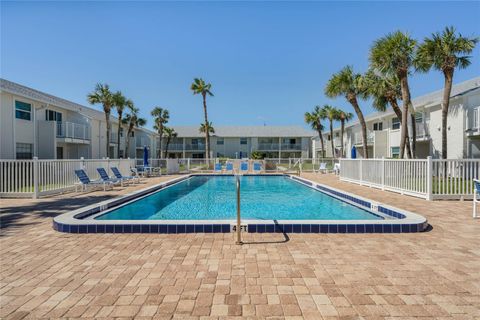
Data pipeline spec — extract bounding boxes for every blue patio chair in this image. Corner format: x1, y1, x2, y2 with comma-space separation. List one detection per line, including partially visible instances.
74, 169, 114, 192
240, 162, 248, 172
214, 163, 222, 172
226, 162, 234, 172
111, 167, 139, 184
96, 168, 123, 186
473, 179, 480, 218
253, 162, 262, 172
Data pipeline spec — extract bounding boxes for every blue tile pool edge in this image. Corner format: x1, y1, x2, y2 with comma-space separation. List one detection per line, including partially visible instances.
53, 174, 428, 234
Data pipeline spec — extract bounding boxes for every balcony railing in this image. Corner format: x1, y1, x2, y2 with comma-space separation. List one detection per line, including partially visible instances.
257, 143, 279, 150
56, 122, 91, 140
135, 137, 150, 148
281, 143, 302, 150
415, 122, 430, 138
185, 144, 205, 151
471, 107, 480, 131
163, 143, 184, 151
353, 132, 374, 145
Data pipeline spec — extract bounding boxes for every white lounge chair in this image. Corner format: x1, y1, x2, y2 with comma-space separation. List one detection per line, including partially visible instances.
318, 162, 328, 174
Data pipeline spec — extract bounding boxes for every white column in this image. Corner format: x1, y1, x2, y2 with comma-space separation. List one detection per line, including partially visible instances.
426, 156, 433, 201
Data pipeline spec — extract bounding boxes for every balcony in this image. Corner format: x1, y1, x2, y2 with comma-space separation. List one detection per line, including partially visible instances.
353, 131, 374, 145
135, 137, 150, 148
185, 144, 205, 151
257, 143, 279, 150
466, 106, 480, 136
281, 143, 302, 150
163, 143, 183, 151
415, 122, 430, 139
56, 122, 91, 142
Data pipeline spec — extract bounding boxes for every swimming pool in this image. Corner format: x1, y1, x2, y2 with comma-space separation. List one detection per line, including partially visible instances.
53, 174, 428, 233
96, 175, 380, 221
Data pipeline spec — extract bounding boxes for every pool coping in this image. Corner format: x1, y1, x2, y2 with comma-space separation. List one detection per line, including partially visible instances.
53, 174, 428, 234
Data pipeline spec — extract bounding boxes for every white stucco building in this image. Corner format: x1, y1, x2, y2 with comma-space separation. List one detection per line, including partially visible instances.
313, 77, 480, 159
0, 79, 157, 160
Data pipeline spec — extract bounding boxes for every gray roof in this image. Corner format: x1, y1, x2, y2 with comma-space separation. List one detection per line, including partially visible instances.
172, 125, 315, 138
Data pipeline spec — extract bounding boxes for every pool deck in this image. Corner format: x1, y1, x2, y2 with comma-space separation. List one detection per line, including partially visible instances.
1, 173, 479, 319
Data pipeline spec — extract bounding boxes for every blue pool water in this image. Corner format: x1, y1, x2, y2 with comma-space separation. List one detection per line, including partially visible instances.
96, 176, 381, 221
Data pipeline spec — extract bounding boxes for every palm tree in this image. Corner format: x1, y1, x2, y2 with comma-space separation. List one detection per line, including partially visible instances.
305, 106, 326, 158
364, 70, 412, 158
322, 105, 339, 158
191, 78, 214, 160
151, 107, 170, 158
199, 122, 215, 135
163, 127, 178, 158
415, 26, 478, 159
325, 66, 370, 158
122, 106, 146, 158
112, 91, 127, 158
337, 110, 353, 158
370, 31, 417, 158
87, 83, 114, 157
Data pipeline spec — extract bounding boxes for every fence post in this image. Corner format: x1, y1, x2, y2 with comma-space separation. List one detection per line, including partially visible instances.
381, 157, 385, 190
359, 159, 363, 185
187, 158, 191, 173
33, 156, 39, 199
426, 156, 433, 201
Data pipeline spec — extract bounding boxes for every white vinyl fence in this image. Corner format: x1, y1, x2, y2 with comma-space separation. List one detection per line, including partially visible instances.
340, 157, 480, 200
0, 158, 135, 198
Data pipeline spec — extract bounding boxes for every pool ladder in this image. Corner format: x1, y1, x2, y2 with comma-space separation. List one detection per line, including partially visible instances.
235, 173, 242, 245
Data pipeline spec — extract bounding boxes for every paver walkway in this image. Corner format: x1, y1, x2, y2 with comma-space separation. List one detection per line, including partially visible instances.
0, 173, 479, 319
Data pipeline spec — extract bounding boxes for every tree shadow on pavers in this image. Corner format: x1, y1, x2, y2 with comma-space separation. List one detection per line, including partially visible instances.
0, 194, 116, 235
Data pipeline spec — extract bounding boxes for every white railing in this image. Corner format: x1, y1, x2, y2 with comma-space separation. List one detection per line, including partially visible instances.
415, 122, 430, 138
57, 122, 91, 140
340, 157, 480, 200
257, 143, 280, 150
353, 131, 374, 145
135, 137, 150, 148
0, 158, 135, 198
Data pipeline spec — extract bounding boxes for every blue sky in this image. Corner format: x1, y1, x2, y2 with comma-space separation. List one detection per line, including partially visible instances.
1, 1, 479, 131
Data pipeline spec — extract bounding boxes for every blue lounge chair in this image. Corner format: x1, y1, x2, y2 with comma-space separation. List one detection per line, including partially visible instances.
74, 169, 114, 191
474, 179, 480, 218
226, 163, 234, 172
253, 162, 262, 172
96, 168, 123, 186
111, 167, 139, 184
214, 163, 222, 172
240, 162, 248, 173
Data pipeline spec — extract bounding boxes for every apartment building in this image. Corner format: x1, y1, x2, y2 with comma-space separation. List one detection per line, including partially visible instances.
1, 79, 314, 160
312, 77, 480, 159
0, 79, 157, 160
159, 126, 314, 159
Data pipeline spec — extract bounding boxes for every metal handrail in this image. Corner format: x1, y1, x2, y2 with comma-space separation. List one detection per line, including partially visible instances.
235, 174, 242, 245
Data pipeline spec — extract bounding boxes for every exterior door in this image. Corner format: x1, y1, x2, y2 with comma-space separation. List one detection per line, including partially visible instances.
56, 147, 63, 159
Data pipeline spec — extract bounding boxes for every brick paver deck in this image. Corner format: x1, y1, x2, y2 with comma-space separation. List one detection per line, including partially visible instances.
1, 173, 479, 319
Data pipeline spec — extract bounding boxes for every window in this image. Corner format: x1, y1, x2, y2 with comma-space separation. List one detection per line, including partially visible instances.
240, 137, 247, 145
392, 117, 400, 130
16, 143, 33, 159
391, 147, 400, 159
119, 128, 124, 137
191, 139, 199, 145
45, 109, 62, 122
15, 101, 32, 120
335, 132, 339, 137
217, 138, 224, 145
327, 135, 331, 141
415, 112, 423, 123
373, 122, 383, 131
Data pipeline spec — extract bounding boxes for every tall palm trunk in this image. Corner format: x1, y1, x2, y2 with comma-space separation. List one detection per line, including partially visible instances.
389, 98, 412, 158
158, 127, 163, 158
329, 119, 334, 158
105, 112, 111, 158
202, 93, 210, 160
340, 120, 345, 158
164, 136, 171, 158
348, 96, 369, 159
125, 123, 134, 158
317, 127, 325, 158
441, 70, 454, 159
410, 112, 416, 158
399, 75, 412, 159
117, 112, 123, 158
